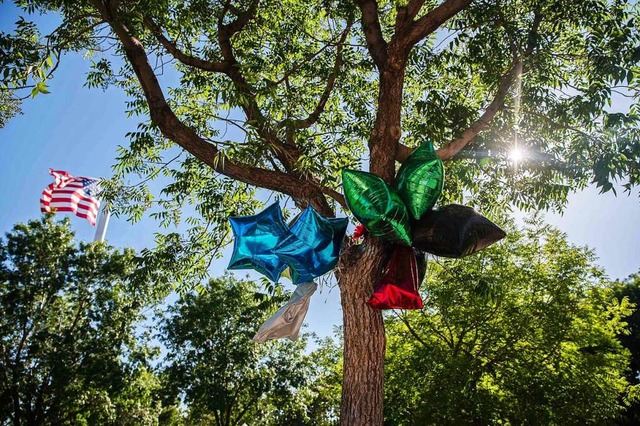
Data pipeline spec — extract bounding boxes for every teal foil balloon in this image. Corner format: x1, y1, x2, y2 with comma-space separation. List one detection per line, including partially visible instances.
228, 202, 289, 282
396, 140, 444, 219
273, 206, 348, 284
342, 169, 412, 245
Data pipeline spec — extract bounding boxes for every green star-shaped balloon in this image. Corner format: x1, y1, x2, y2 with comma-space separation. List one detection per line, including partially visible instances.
342, 169, 412, 245
395, 140, 444, 219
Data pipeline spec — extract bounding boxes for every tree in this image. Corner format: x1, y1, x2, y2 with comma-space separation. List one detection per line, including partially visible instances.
158, 275, 341, 426
3, 1, 639, 423
383, 221, 636, 425
612, 274, 640, 425
0, 90, 22, 129
0, 215, 162, 425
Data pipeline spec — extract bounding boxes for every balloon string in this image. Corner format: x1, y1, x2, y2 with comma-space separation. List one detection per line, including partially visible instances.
411, 248, 418, 293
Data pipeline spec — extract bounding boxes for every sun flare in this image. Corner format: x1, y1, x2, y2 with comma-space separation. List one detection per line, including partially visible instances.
510, 148, 524, 163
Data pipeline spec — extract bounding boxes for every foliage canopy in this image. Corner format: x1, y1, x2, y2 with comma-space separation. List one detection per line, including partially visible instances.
1, 1, 638, 277
385, 220, 637, 425
0, 215, 161, 425
2, 0, 639, 423
159, 275, 341, 426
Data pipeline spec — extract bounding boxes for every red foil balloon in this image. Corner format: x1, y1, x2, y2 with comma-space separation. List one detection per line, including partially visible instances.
367, 245, 424, 310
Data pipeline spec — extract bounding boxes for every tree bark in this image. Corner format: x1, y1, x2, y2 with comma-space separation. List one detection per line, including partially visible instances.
11, 372, 21, 426
336, 43, 408, 426
337, 239, 388, 426
369, 60, 406, 183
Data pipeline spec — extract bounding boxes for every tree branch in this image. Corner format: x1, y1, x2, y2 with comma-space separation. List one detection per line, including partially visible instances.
289, 19, 353, 130
143, 16, 228, 72
148, 1, 302, 178
402, 0, 473, 48
91, 0, 335, 216
215, 2, 267, 126
397, 60, 523, 162
354, 0, 389, 69
397, 10, 540, 162
147, 1, 267, 132
233, 394, 261, 425
145, 3, 345, 214
221, 0, 259, 36
318, 184, 347, 209
405, 0, 427, 21
437, 61, 522, 160
525, 9, 543, 57
395, 313, 430, 347
212, 1, 312, 175
395, 0, 425, 33
270, 41, 334, 87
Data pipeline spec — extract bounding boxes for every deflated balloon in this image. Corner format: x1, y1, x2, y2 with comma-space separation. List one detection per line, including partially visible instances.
253, 281, 317, 343
395, 140, 444, 219
227, 202, 289, 282
412, 204, 506, 258
342, 169, 412, 245
367, 245, 424, 310
273, 206, 348, 284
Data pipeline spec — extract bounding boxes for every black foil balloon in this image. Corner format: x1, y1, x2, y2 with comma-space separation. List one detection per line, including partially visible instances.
412, 205, 506, 258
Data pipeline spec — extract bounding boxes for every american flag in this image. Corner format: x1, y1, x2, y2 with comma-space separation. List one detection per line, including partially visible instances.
40, 169, 101, 226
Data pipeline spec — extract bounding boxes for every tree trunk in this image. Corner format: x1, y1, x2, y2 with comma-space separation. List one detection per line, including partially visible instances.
11, 381, 21, 426
337, 240, 388, 426
369, 59, 407, 182
337, 51, 407, 426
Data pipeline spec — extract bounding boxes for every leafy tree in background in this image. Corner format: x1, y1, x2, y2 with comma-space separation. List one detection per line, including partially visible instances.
2, 0, 639, 423
158, 275, 341, 426
0, 90, 22, 129
0, 215, 162, 426
612, 274, 640, 425
383, 221, 636, 425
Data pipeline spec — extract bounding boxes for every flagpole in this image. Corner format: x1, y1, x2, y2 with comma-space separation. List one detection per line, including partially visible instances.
93, 207, 111, 243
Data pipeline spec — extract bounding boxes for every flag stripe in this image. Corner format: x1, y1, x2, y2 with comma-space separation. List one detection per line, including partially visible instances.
49, 202, 98, 214
40, 170, 101, 226
50, 195, 98, 206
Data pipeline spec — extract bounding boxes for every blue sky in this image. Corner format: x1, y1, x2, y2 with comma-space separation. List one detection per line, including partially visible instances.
1, 4, 639, 339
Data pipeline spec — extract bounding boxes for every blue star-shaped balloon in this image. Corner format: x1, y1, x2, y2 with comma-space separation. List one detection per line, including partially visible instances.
273, 206, 348, 284
227, 202, 289, 282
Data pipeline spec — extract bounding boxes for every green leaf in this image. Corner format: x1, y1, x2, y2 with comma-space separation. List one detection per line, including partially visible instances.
36, 81, 50, 95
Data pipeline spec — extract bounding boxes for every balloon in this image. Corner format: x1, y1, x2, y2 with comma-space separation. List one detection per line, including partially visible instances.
227, 202, 289, 282
280, 267, 293, 281
342, 169, 412, 245
412, 204, 506, 258
253, 282, 317, 343
395, 140, 444, 219
273, 206, 348, 284
367, 245, 424, 310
